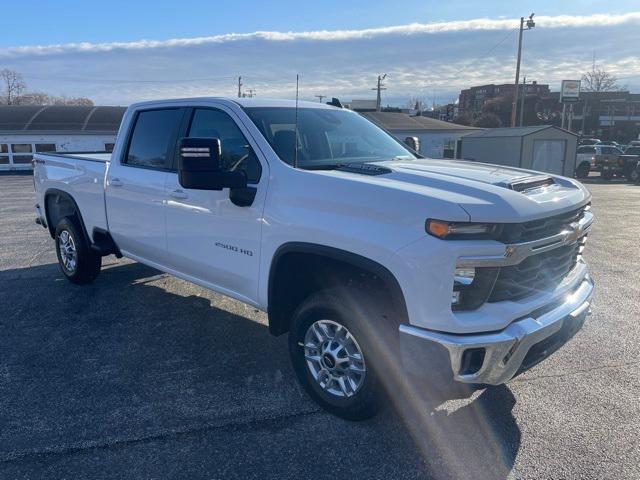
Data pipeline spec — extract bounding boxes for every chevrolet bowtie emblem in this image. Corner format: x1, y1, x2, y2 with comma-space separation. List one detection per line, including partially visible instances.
565, 222, 583, 244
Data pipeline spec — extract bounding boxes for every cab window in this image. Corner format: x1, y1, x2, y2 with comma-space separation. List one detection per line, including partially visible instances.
125, 109, 182, 169
187, 109, 262, 183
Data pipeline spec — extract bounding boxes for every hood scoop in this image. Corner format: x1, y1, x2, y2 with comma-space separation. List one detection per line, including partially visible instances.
501, 175, 557, 194
337, 163, 392, 176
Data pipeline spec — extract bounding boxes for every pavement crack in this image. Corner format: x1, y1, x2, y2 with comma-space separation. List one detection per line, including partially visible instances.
0, 408, 321, 465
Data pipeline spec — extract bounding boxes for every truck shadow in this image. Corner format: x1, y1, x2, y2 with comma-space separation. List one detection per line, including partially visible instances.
0, 261, 520, 479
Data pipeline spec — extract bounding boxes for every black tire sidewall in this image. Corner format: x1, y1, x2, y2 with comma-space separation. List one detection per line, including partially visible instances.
54, 217, 100, 284
289, 290, 384, 420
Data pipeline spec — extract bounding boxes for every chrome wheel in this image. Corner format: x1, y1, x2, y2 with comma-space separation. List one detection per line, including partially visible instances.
58, 230, 77, 273
304, 319, 366, 398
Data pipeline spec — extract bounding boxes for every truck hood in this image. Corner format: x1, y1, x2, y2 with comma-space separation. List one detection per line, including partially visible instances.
330, 159, 591, 222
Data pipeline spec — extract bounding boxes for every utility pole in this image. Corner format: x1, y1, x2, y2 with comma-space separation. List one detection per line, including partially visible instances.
237, 76, 243, 98
519, 76, 526, 126
315, 95, 326, 103
511, 13, 535, 127
372, 74, 387, 112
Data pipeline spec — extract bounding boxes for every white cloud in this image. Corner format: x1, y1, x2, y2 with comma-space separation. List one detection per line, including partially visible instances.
2, 12, 639, 104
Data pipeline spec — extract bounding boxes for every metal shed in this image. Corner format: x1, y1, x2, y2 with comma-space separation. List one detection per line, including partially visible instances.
0, 105, 125, 171
360, 112, 482, 159
460, 125, 578, 177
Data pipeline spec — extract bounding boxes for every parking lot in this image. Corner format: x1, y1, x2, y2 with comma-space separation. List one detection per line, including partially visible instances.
0, 174, 638, 479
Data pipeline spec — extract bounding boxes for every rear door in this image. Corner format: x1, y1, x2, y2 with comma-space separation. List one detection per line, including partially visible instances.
164, 105, 267, 304
106, 107, 185, 265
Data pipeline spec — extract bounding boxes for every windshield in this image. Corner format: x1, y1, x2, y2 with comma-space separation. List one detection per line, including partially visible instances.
244, 107, 416, 169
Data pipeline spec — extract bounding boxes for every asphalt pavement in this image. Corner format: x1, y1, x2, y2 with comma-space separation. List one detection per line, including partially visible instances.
0, 174, 638, 479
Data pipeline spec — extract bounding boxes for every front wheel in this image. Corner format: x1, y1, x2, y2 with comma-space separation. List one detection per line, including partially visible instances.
289, 290, 387, 420
55, 217, 102, 284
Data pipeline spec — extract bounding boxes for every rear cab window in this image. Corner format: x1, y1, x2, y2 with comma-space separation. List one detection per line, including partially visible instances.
124, 109, 183, 169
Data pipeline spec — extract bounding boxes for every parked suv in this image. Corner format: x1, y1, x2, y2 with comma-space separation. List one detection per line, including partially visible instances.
576, 144, 624, 180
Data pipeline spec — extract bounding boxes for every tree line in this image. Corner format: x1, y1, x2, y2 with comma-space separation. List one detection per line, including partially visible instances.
0, 69, 93, 106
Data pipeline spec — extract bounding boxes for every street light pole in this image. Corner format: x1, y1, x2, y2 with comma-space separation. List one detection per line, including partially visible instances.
511, 14, 535, 127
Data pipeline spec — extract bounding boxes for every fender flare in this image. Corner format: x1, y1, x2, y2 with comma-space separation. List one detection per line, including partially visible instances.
267, 242, 409, 335
43, 188, 90, 241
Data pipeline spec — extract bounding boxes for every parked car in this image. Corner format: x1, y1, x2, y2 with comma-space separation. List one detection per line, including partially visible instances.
622, 146, 640, 182
33, 97, 595, 420
576, 144, 624, 180
628, 140, 640, 147
578, 137, 600, 146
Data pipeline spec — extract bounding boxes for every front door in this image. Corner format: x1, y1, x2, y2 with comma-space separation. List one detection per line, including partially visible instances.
164, 106, 266, 304
106, 107, 184, 265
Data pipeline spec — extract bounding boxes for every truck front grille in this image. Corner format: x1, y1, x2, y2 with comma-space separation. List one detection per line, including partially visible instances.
499, 205, 588, 243
488, 241, 583, 302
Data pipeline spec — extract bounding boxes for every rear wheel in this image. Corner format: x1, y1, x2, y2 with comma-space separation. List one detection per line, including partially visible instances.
55, 217, 101, 284
575, 162, 590, 179
288, 289, 389, 420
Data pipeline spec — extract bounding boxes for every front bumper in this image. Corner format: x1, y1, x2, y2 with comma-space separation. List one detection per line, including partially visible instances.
399, 276, 594, 385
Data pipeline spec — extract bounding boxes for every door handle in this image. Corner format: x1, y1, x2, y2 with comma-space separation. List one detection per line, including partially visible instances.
110, 178, 124, 187
169, 189, 188, 200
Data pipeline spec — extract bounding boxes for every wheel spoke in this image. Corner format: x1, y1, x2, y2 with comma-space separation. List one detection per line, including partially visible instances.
303, 319, 366, 399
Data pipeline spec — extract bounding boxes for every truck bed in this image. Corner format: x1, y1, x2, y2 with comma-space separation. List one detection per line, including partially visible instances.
33, 152, 112, 238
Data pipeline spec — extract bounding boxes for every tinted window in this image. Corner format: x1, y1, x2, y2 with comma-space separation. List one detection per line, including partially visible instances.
187, 109, 261, 183
625, 147, 640, 155
104, 143, 115, 153
35, 144, 57, 152
126, 109, 182, 169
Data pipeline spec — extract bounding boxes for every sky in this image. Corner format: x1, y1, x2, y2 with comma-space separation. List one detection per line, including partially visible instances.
2, 1, 639, 106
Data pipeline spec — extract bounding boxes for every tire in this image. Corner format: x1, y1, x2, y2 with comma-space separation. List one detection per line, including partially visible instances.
55, 216, 102, 284
575, 163, 590, 179
629, 168, 640, 184
288, 288, 393, 420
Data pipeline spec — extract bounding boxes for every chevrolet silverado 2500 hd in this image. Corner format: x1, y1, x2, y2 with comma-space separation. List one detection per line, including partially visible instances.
33, 98, 594, 420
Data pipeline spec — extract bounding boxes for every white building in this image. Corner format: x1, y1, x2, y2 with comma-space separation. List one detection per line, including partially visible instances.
0, 105, 125, 171
360, 112, 482, 159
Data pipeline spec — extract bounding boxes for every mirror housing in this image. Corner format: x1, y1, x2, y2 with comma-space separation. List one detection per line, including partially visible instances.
178, 137, 247, 190
404, 136, 420, 153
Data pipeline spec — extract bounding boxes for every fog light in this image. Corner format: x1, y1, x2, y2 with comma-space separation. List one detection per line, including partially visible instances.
451, 291, 461, 305
454, 267, 476, 286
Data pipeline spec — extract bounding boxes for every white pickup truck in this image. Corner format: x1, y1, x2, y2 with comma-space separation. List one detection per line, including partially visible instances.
33, 97, 594, 420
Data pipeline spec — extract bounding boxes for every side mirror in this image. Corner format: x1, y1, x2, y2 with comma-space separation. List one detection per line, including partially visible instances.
404, 136, 420, 152
178, 137, 247, 190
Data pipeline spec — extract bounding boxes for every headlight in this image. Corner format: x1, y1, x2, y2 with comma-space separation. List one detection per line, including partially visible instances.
451, 266, 500, 310
426, 219, 503, 240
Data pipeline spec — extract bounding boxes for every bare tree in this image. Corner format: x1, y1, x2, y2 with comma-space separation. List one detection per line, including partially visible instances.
581, 68, 622, 92
0, 69, 27, 105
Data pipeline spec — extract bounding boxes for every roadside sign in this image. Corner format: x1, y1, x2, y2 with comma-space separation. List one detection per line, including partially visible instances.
561, 80, 581, 103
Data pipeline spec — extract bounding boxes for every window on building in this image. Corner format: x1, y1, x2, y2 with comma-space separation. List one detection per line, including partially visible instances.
11, 144, 32, 154
443, 139, 456, 159
126, 109, 183, 169
35, 144, 57, 152
0, 144, 8, 153
12, 155, 33, 164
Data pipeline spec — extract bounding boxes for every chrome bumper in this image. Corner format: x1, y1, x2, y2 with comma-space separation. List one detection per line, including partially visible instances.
399, 276, 594, 385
